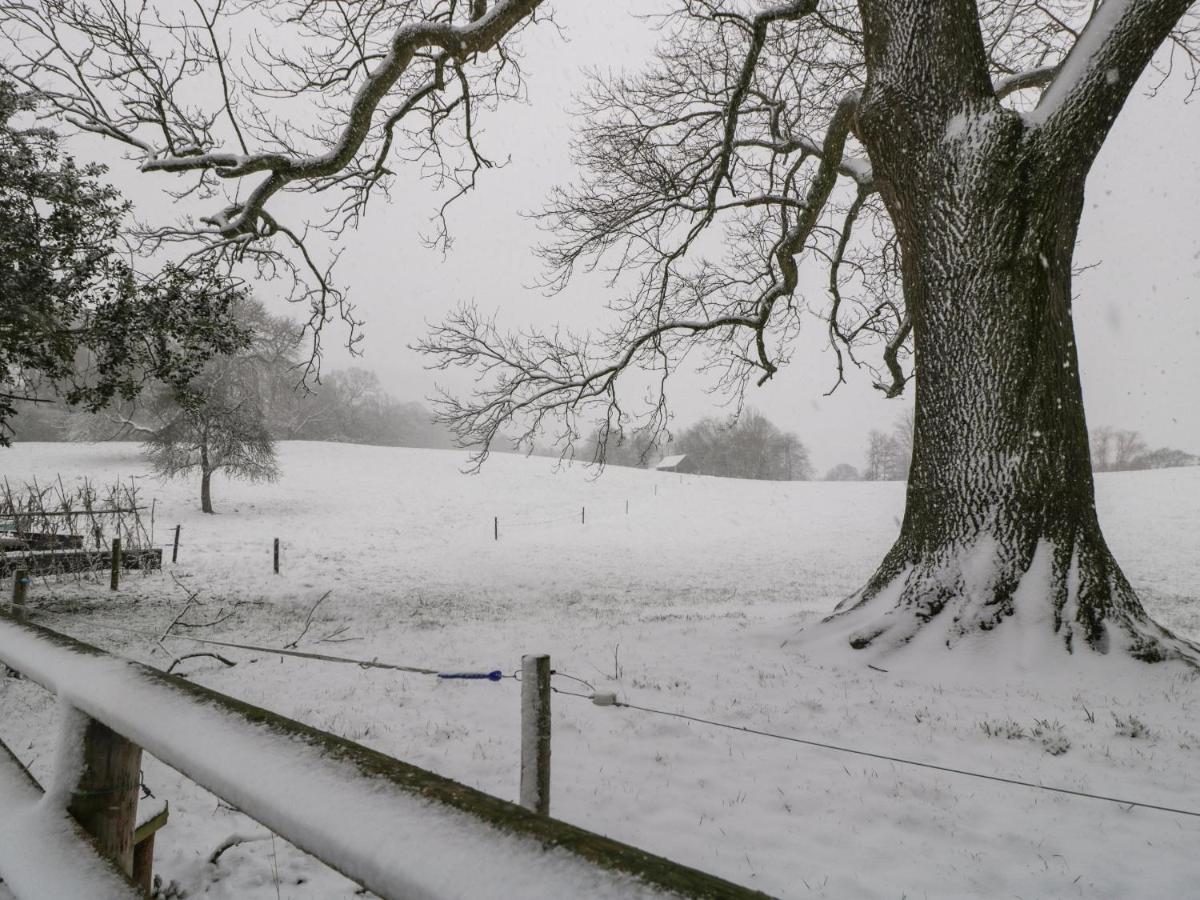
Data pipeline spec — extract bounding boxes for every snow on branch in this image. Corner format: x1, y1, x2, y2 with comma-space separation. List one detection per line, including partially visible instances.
0, 0, 548, 364
1027, 0, 1197, 160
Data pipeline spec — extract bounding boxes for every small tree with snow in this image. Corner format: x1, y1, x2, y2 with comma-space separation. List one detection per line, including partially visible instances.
143, 302, 296, 513
145, 383, 278, 514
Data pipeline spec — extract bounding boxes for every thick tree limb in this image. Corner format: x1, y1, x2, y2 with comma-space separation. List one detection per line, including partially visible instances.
1029, 0, 1197, 165
421, 90, 863, 464
137, 0, 546, 239
993, 64, 1060, 98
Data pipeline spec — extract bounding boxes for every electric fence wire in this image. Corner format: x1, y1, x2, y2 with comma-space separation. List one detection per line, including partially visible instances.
25, 612, 511, 681
555, 691, 1200, 820
25, 612, 1200, 819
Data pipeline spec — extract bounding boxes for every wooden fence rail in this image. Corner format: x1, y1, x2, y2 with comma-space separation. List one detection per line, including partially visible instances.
0, 611, 770, 900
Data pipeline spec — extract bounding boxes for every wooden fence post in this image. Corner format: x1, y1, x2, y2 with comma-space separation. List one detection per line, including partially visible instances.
581, 506, 585, 525
11, 568, 29, 621
273, 538, 280, 574
109, 538, 121, 591
494, 516, 499, 541
171, 525, 181, 564
520, 654, 551, 815
67, 716, 143, 876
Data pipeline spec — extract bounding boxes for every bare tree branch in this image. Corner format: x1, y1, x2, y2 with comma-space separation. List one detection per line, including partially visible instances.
1030, 0, 1198, 164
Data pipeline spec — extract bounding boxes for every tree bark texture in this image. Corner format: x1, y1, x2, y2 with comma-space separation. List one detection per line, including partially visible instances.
199, 421, 215, 514
200, 467, 213, 515
828, 0, 1196, 662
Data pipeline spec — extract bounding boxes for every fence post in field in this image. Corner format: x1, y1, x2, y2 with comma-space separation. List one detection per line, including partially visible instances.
494, 516, 499, 541
625, 500, 629, 515
274, 538, 280, 574
172, 524, 181, 564
520, 653, 551, 816
109, 538, 121, 591
11, 568, 29, 621
67, 715, 143, 876
581, 506, 585, 525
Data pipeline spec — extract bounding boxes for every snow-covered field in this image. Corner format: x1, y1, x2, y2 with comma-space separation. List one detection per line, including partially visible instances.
1, 441, 1198, 899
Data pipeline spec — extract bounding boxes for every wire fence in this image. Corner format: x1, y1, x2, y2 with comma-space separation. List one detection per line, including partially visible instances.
23, 609, 1200, 823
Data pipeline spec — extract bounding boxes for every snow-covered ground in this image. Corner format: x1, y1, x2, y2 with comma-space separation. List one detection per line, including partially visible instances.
1, 441, 1197, 899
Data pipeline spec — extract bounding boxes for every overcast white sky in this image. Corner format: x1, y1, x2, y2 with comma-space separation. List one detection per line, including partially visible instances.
106, 1, 1200, 473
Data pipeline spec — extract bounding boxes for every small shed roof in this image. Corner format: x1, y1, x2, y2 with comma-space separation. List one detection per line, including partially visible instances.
655, 454, 688, 470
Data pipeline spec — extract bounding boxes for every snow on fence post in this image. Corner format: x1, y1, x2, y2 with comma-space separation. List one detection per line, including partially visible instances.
0, 615, 771, 899
520, 653, 551, 816
67, 715, 143, 876
109, 538, 121, 591
10, 568, 29, 622
172, 524, 181, 564
274, 538, 280, 574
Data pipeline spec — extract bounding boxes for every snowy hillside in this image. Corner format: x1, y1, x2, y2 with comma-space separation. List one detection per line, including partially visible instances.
1, 441, 1198, 899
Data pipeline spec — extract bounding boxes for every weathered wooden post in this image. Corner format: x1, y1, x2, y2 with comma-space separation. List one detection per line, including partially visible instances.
68, 716, 143, 876
11, 568, 29, 622
581, 506, 586, 525
171, 524, 181, 564
110, 538, 121, 591
519, 654, 551, 815
132, 803, 169, 893
273, 538, 280, 574
494, 516, 499, 541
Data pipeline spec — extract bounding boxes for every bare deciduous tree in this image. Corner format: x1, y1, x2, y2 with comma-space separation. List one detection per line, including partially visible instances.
863, 429, 896, 482
137, 301, 296, 512
424, 1, 1200, 663
674, 408, 812, 480
5, 1, 1197, 663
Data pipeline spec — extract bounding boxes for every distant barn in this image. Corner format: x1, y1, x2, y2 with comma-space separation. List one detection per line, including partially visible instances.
655, 454, 697, 474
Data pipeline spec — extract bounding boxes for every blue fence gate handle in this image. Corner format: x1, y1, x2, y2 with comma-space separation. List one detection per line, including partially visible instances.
437, 670, 504, 682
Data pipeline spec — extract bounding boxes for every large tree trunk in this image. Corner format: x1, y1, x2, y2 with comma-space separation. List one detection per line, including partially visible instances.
827, 33, 1197, 663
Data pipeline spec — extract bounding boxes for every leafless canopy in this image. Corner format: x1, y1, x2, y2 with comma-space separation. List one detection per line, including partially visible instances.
0, 0, 548, 368
421, 0, 1199, 464
3, 0, 1197, 460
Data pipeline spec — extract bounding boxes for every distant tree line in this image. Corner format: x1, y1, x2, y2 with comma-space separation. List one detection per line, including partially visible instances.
822, 411, 913, 482
672, 409, 813, 481
582, 408, 813, 481
1090, 426, 1198, 472
818, 417, 1198, 484
7, 318, 451, 453
270, 368, 452, 449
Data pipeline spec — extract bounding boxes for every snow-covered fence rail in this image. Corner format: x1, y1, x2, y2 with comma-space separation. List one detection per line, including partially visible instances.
0, 611, 769, 900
